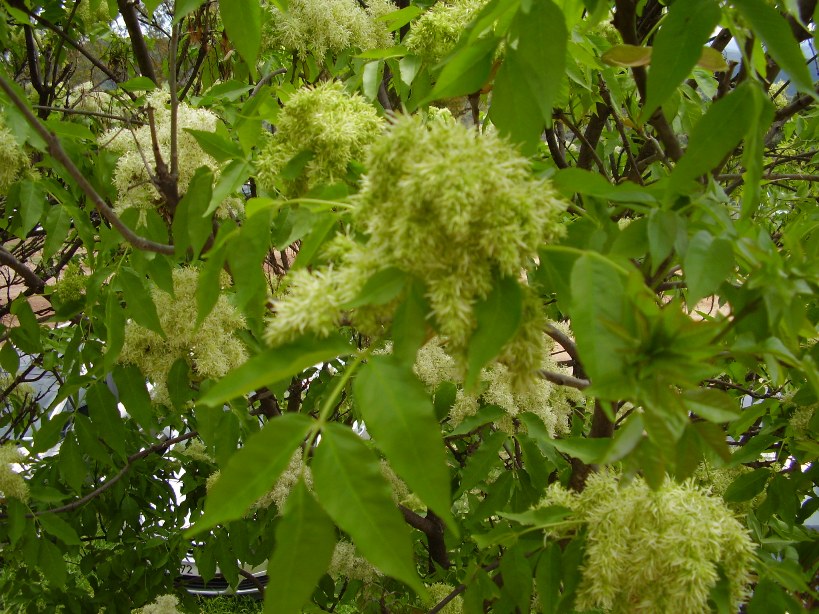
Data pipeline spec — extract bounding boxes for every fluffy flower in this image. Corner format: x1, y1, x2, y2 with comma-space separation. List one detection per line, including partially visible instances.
256, 81, 383, 197
0, 445, 28, 502
103, 89, 241, 218
52, 262, 87, 302
356, 116, 565, 351
119, 267, 247, 406
138, 594, 181, 614
264, 0, 393, 60
539, 472, 755, 614
328, 540, 381, 584
425, 583, 463, 613
0, 119, 28, 192
253, 450, 312, 512
405, 0, 488, 65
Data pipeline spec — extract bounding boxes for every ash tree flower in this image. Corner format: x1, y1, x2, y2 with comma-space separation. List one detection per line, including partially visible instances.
405, 0, 489, 66
539, 471, 755, 614
255, 81, 384, 197
0, 445, 28, 503
0, 117, 28, 192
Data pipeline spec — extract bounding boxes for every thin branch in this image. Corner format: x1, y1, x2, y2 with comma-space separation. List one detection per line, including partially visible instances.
556, 111, 608, 176
169, 23, 180, 178
117, 0, 158, 83
32, 105, 144, 124
538, 369, 589, 390
0, 73, 176, 255
598, 77, 644, 185
0, 246, 46, 293
718, 173, 819, 182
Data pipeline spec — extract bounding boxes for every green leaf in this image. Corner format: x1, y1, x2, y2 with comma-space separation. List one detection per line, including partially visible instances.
499, 544, 532, 612
118, 76, 157, 92
552, 168, 655, 204
198, 336, 353, 407
38, 539, 67, 588
499, 505, 571, 527
9, 298, 41, 354
86, 379, 127, 461
600, 413, 644, 463
428, 34, 497, 100
354, 356, 453, 528
38, 513, 81, 546
184, 129, 243, 163
362, 60, 381, 102
535, 543, 562, 614
263, 481, 336, 614
391, 280, 429, 366
684, 231, 734, 307
465, 276, 522, 392
58, 434, 86, 494
187, 413, 312, 535
18, 178, 46, 237
172, 166, 213, 259
683, 388, 740, 422
42, 205, 71, 260
292, 212, 336, 271
32, 413, 71, 455
113, 365, 156, 431
449, 404, 505, 436
723, 467, 770, 502
741, 84, 776, 217
601, 44, 652, 67
642, 0, 721, 120
0, 341, 20, 374
550, 437, 610, 464
104, 289, 125, 370
312, 423, 423, 594
167, 358, 193, 410
117, 268, 164, 337
196, 245, 226, 325
733, 0, 817, 96
670, 81, 758, 191
456, 430, 508, 497
489, 0, 567, 152
344, 267, 408, 309
219, 0, 261, 71
44, 118, 95, 141
377, 5, 422, 31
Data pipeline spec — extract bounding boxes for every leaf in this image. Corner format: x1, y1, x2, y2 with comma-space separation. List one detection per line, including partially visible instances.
683, 388, 740, 422
465, 276, 522, 392
58, 434, 86, 494
535, 543, 562, 614
600, 413, 644, 463
684, 231, 735, 307
219, 0, 261, 70
550, 437, 610, 464
354, 356, 453, 528
391, 281, 429, 366
198, 336, 353, 407
456, 430, 508, 497
449, 404, 505, 436
0, 341, 20, 374
118, 76, 156, 92
670, 80, 759, 191
42, 205, 71, 260
86, 379, 127, 461
499, 505, 571, 527
488, 0, 567, 152
377, 5, 422, 31
196, 245, 226, 325
263, 481, 336, 614
187, 413, 312, 535
697, 47, 729, 72
38, 513, 81, 546
733, 0, 817, 97
185, 129, 243, 163
18, 178, 46, 237
344, 267, 408, 309
642, 0, 721, 119
551, 168, 655, 204
38, 539, 67, 588
312, 423, 423, 594
112, 365, 154, 430
31, 413, 71, 455
741, 84, 776, 217
117, 268, 164, 337
428, 34, 497, 100
362, 60, 381, 102
172, 166, 213, 259
723, 468, 770, 502
601, 44, 653, 67
499, 544, 532, 612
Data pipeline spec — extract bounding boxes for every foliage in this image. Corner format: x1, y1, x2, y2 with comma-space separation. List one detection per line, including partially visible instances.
0, 0, 818, 613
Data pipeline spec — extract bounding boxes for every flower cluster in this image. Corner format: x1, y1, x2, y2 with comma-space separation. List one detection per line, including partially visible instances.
52, 262, 87, 302
253, 450, 312, 511
103, 89, 242, 218
0, 118, 28, 192
414, 336, 577, 435
405, 0, 488, 65
539, 472, 755, 614
256, 81, 383, 197
0, 445, 28, 502
328, 540, 381, 584
356, 116, 565, 350
75, 0, 111, 28
136, 594, 181, 614
118, 267, 247, 407
264, 0, 394, 60
424, 583, 462, 614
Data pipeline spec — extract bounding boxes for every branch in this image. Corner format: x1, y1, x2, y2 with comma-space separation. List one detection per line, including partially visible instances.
538, 369, 589, 390
556, 111, 608, 175
116, 0, 158, 83
0, 246, 46, 293
32, 105, 144, 125
399, 506, 450, 570
0, 73, 176, 255
2, 432, 198, 519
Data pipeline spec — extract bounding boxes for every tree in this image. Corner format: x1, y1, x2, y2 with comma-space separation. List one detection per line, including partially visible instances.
0, 0, 817, 612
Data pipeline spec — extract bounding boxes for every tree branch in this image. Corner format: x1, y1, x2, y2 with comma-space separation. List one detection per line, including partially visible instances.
0, 246, 46, 293
116, 0, 158, 84
538, 369, 589, 390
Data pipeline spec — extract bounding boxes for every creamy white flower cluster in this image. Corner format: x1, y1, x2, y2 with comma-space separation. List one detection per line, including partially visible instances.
405, 0, 488, 65
264, 0, 394, 60
136, 594, 181, 614
256, 81, 383, 197
119, 267, 247, 407
328, 540, 381, 584
0, 118, 28, 192
103, 89, 242, 218
0, 445, 28, 502
414, 336, 577, 436
539, 471, 755, 614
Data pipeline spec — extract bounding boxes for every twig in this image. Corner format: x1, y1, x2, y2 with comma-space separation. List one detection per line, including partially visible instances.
538, 369, 589, 390
0, 246, 46, 293
250, 68, 288, 98
31, 105, 144, 124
